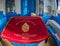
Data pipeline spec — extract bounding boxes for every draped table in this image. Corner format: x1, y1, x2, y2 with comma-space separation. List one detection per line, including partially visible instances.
1, 16, 49, 46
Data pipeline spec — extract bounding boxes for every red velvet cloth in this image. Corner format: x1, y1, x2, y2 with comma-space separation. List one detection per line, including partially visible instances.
1, 16, 49, 44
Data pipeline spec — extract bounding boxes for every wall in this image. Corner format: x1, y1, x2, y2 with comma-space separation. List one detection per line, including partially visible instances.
51, 0, 57, 16
15, 0, 21, 14
44, 0, 57, 16
44, 0, 51, 13
36, 0, 39, 15
0, 0, 5, 15
58, 0, 60, 13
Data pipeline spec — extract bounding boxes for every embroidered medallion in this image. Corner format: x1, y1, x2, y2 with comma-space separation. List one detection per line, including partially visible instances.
22, 23, 29, 32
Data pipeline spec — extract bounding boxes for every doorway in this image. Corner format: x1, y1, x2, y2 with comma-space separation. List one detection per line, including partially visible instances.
6, 0, 15, 14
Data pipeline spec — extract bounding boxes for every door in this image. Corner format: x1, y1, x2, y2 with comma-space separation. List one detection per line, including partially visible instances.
6, 0, 15, 14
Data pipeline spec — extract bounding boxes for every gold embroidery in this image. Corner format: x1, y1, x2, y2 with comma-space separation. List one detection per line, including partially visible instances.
14, 33, 37, 38
22, 23, 29, 32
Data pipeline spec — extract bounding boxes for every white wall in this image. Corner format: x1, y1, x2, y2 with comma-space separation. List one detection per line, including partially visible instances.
0, 0, 5, 15
44, 0, 57, 16
51, 0, 57, 10
58, 0, 60, 13
51, 0, 57, 16
44, 0, 51, 13
15, 0, 21, 14
36, 0, 39, 15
